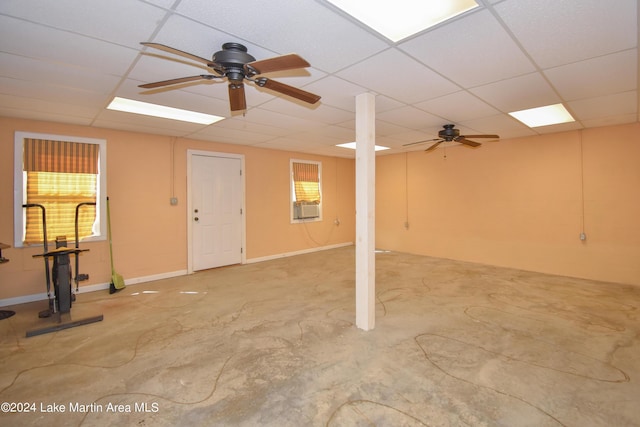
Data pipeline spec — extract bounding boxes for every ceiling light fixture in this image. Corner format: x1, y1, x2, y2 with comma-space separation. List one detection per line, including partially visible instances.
508, 103, 575, 128
325, 0, 479, 42
337, 142, 390, 151
107, 97, 224, 125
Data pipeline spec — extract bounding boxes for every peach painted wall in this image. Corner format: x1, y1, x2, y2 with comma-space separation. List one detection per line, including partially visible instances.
376, 122, 640, 286
0, 117, 355, 300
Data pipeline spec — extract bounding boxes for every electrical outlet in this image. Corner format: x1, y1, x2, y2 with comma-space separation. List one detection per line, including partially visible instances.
170, 197, 178, 206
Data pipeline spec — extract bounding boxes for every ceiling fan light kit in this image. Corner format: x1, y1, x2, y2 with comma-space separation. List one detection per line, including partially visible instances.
139, 42, 321, 112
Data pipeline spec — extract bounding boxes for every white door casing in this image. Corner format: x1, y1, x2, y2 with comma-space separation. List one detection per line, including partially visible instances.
188, 151, 244, 272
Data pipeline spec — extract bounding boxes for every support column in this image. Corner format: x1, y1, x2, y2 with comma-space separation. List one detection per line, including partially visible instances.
355, 92, 375, 331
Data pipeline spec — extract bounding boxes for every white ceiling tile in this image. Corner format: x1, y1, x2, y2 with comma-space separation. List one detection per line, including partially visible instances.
116, 79, 232, 118
375, 135, 410, 149
188, 124, 275, 145
382, 129, 435, 145
336, 120, 356, 131
254, 137, 325, 152
94, 109, 211, 133
0, 0, 636, 156
399, 9, 535, 87
0, 53, 121, 95
302, 76, 368, 112
150, 14, 280, 64
375, 120, 415, 138
214, 116, 294, 137
141, 0, 175, 8
128, 52, 212, 87
174, 0, 390, 73
470, 72, 561, 112
537, 121, 585, 134
373, 96, 406, 113
0, 93, 100, 119
377, 106, 443, 130
544, 49, 637, 101
285, 130, 345, 146
580, 113, 637, 129
0, 15, 139, 75
260, 99, 353, 125
0, 76, 112, 108
568, 91, 637, 121
415, 91, 500, 122
460, 114, 536, 139
259, 67, 327, 89
0, 107, 92, 126
237, 108, 326, 132
0, 0, 166, 48
495, 0, 637, 68
0, 96, 94, 125
337, 49, 460, 104
312, 125, 355, 141
313, 148, 355, 159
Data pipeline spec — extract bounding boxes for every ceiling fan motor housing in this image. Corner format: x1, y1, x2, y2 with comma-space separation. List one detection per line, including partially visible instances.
212, 43, 256, 82
439, 124, 460, 141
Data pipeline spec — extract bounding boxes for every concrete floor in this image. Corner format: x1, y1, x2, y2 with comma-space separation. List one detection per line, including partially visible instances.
1, 246, 639, 426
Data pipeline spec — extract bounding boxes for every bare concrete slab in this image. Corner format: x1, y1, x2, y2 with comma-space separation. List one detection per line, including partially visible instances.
1, 247, 638, 426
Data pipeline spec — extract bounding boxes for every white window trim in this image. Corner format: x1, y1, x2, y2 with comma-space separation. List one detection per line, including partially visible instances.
290, 158, 322, 224
13, 131, 107, 248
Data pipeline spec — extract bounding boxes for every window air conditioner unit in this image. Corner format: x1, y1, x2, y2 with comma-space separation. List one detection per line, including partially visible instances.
296, 203, 319, 219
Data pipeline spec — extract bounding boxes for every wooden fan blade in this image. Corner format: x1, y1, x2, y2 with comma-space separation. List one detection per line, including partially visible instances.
425, 141, 443, 152
246, 54, 310, 75
228, 83, 247, 111
139, 75, 212, 89
259, 78, 321, 104
462, 134, 499, 139
141, 42, 213, 67
403, 138, 440, 147
457, 137, 482, 147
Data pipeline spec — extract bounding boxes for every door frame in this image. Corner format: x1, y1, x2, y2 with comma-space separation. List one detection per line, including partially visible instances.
187, 149, 246, 274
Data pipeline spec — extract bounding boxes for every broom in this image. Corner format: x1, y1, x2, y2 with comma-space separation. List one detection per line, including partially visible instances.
107, 197, 125, 294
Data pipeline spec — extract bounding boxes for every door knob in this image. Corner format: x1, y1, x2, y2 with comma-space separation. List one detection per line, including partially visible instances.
194, 217, 199, 222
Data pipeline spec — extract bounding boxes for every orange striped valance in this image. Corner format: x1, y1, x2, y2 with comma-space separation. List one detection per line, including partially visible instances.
292, 161, 320, 204
23, 138, 99, 174
292, 162, 319, 183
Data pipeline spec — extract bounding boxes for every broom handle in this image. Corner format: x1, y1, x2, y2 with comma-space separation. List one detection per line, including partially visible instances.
107, 197, 115, 272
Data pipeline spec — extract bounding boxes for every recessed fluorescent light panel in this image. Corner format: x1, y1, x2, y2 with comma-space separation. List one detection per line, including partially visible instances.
337, 142, 390, 151
509, 103, 575, 128
107, 97, 224, 125
325, 0, 479, 42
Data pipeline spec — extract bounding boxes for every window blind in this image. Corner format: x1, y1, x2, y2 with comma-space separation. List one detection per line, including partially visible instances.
22, 139, 99, 244
292, 162, 320, 204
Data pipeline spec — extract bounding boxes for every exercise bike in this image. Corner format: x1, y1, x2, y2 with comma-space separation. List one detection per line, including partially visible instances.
23, 203, 103, 337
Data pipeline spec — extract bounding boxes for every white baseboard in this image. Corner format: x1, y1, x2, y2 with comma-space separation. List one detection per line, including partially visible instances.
0, 269, 188, 308
122, 269, 188, 286
246, 242, 353, 264
2, 244, 353, 307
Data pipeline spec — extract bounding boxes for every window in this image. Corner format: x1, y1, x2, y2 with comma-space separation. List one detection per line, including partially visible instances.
291, 159, 322, 222
13, 132, 107, 247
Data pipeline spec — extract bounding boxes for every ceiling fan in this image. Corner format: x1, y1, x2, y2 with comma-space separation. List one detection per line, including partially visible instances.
404, 124, 499, 152
139, 42, 321, 112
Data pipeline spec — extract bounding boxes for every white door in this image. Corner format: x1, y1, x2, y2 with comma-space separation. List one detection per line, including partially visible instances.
191, 154, 242, 271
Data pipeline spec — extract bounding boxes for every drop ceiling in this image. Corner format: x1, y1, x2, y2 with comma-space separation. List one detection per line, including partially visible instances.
0, 0, 637, 158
